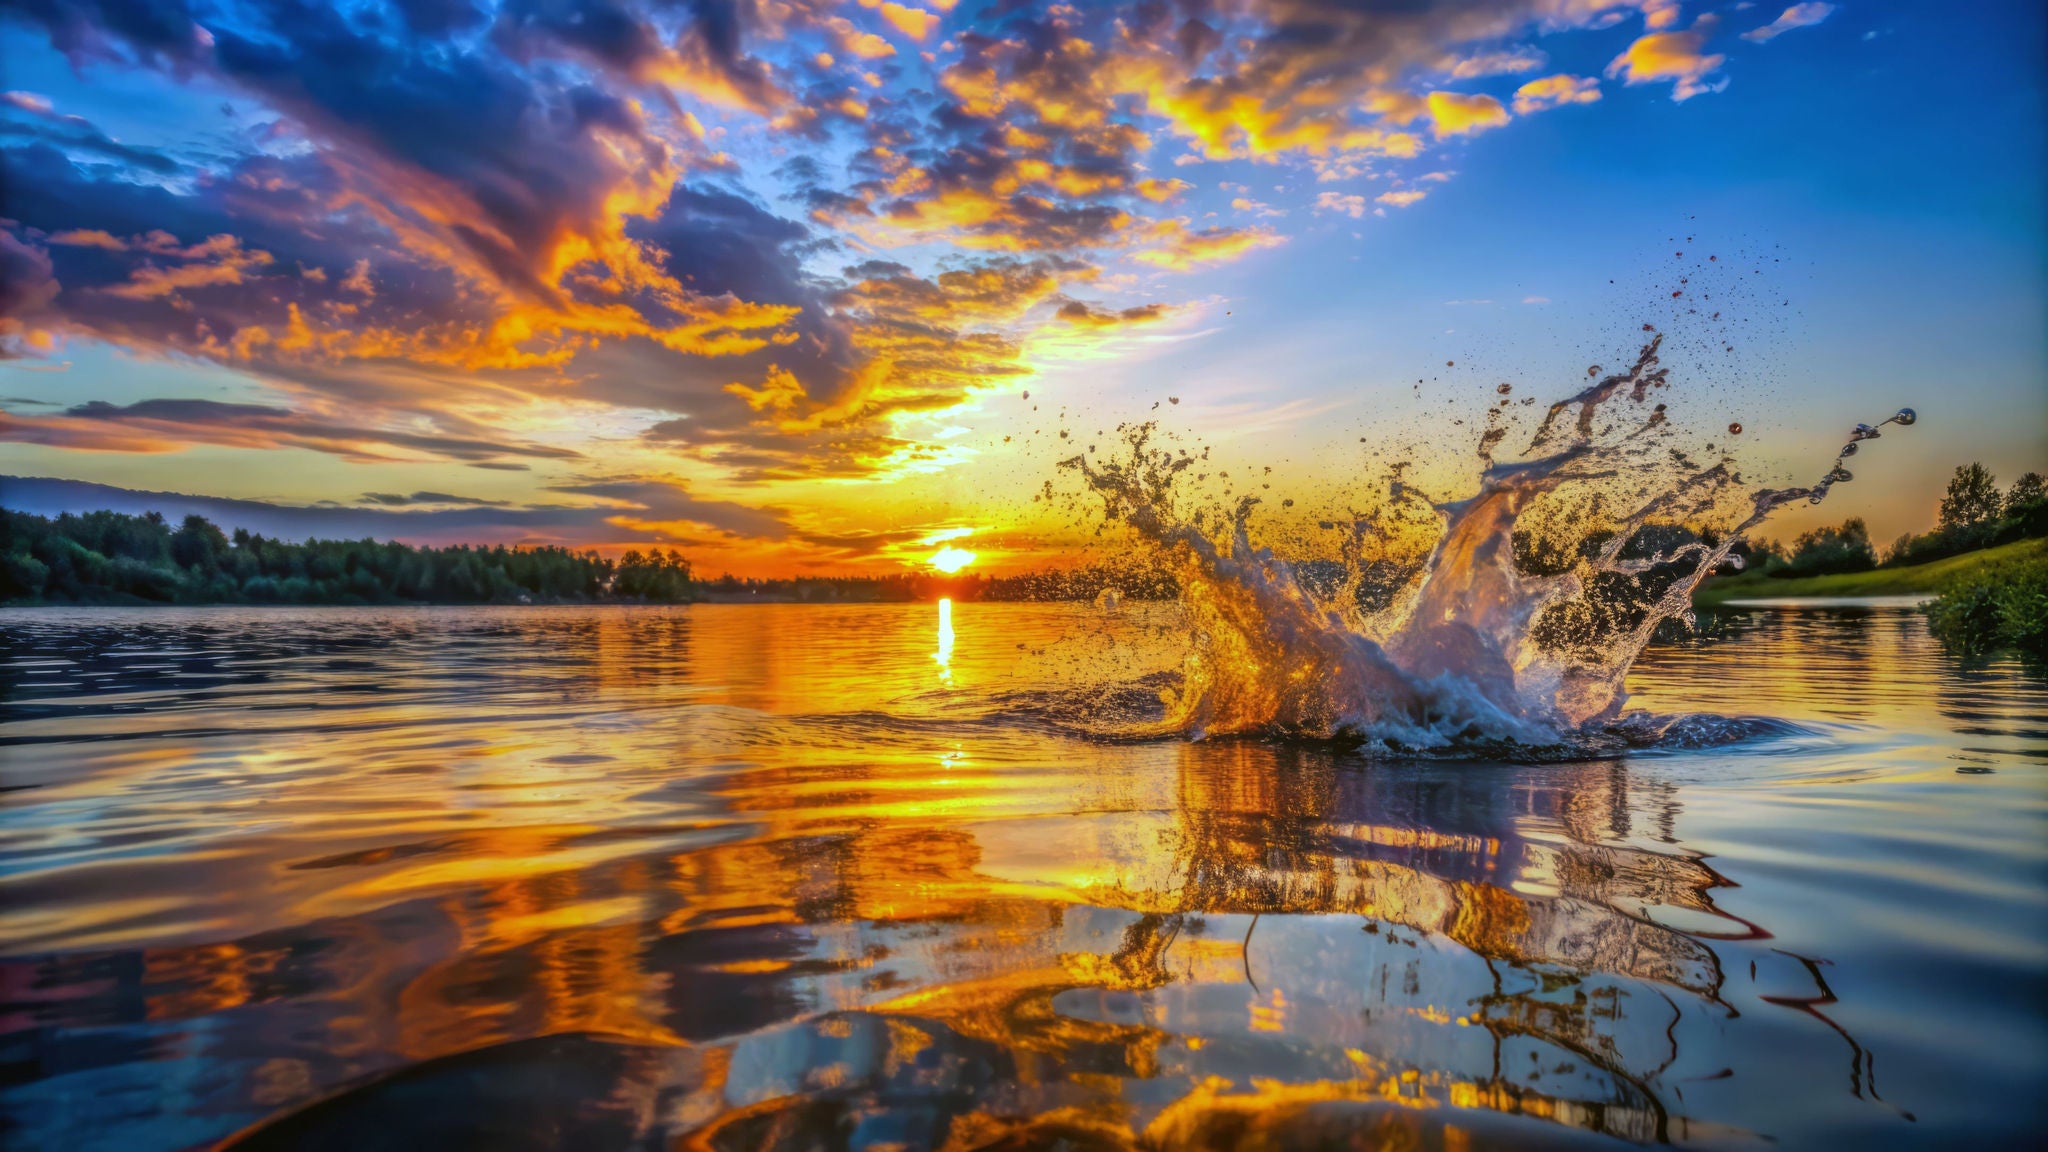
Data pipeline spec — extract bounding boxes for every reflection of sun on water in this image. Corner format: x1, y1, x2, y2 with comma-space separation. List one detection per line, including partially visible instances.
933, 597, 954, 684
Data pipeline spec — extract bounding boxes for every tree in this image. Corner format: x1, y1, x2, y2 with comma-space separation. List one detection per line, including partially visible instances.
170, 514, 229, 570
2007, 472, 2046, 516
1782, 517, 1876, 577
1938, 463, 2002, 535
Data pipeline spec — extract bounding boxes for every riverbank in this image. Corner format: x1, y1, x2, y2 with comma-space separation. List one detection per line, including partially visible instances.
1694, 537, 2048, 608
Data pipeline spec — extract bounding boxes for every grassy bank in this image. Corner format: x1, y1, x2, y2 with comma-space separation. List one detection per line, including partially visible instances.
1693, 537, 2048, 607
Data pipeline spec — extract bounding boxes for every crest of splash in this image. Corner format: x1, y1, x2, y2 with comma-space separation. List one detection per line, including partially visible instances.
1066, 336, 1913, 751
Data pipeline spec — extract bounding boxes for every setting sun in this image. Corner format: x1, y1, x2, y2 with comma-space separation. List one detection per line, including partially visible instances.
928, 547, 977, 574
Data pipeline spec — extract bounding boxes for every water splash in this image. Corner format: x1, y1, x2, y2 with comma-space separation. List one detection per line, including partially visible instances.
1066, 336, 1914, 752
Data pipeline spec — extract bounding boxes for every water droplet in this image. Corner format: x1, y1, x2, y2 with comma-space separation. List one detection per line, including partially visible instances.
1496, 383, 1512, 394
1728, 422, 1743, 435
1021, 391, 1029, 399
1893, 408, 1916, 426
1839, 441, 1857, 456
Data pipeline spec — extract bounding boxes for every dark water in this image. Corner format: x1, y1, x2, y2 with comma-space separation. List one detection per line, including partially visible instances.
1, 602, 2043, 1149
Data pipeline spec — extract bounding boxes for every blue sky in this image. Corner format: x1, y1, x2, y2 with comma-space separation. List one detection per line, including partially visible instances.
2, 0, 2042, 572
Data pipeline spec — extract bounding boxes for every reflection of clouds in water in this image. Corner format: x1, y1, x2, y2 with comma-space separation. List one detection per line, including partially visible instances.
2, 605, 2043, 1149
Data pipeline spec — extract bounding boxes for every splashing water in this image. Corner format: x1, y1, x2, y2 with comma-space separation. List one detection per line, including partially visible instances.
1066, 336, 1915, 753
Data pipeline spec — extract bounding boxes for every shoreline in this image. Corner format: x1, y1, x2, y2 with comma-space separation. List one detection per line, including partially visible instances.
1693, 537, 2045, 608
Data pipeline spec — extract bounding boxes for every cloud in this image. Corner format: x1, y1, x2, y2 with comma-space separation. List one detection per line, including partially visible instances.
2, 474, 791, 550
1440, 47, 1547, 79
875, 3, 937, 42
1427, 91, 1511, 139
98, 235, 276, 300
0, 91, 181, 173
1743, 3, 1836, 43
0, 232, 62, 358
1135, 178, 1193, 202
1313, 192, 1370, 219
1, 398, 583, 464
1054, 299, 1169, 329
1130, 220, 1286, 271
0, 0, 1834, 524
1608, 18, 1730, 101
545, 477, 792, 540
632, 253, 1155, 482
361, 491, 512, 507
1512, 74, 1602, 115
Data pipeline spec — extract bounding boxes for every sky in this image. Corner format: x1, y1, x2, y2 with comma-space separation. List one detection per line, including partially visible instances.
2, 0, 2043, 576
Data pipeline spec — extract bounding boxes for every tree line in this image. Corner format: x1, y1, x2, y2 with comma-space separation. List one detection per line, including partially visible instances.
2, 508, 695, 605
1746, 465, 2046, 579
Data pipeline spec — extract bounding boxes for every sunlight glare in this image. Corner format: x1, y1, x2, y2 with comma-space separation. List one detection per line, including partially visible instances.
929, 547, 976, 573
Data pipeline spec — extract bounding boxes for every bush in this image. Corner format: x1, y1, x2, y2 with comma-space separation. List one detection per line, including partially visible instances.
1776, 517, 1875, 578
1925, 554, 2048, 658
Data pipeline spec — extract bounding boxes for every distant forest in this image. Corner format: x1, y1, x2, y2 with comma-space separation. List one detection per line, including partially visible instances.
4, 463, 2040, 607
0, 507, 1174, 606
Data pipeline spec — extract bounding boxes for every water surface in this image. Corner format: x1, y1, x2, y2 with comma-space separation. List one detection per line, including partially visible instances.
2, 603, 2043, 1149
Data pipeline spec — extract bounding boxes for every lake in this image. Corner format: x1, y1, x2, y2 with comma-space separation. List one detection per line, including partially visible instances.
2, 602, 2043, 1149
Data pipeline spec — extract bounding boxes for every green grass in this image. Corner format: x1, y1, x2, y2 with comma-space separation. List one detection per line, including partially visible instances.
1693, 537, 2048, 607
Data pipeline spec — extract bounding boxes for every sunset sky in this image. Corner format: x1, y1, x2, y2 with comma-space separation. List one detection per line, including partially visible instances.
3, 0, 2042, 575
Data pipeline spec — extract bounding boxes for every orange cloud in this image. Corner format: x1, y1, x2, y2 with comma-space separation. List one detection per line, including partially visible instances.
1607, 19, 1728, 101
824, 16, 896, 60
1376, 189, 1428, 209
1135, 178, 1193, 202
1512, 74, 1603, 115
876, 3, 937, 41
1130, 219, 1286, 271
1055, 299, 1169, 329
45, 228, 126, 250
1427, 91, 1511, 139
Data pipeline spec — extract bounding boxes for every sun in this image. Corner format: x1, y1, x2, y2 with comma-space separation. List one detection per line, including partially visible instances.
928, 547, 976, 574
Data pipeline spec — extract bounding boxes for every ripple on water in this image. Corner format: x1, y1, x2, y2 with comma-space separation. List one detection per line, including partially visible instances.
0, 602, 2043, 1151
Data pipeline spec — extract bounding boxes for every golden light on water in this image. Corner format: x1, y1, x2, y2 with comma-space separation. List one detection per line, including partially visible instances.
7, 603, 2048, 1147
928, 546, 976, 573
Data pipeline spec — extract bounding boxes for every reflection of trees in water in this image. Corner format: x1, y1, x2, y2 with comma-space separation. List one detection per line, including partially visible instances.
8, 743, 1875, 1150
